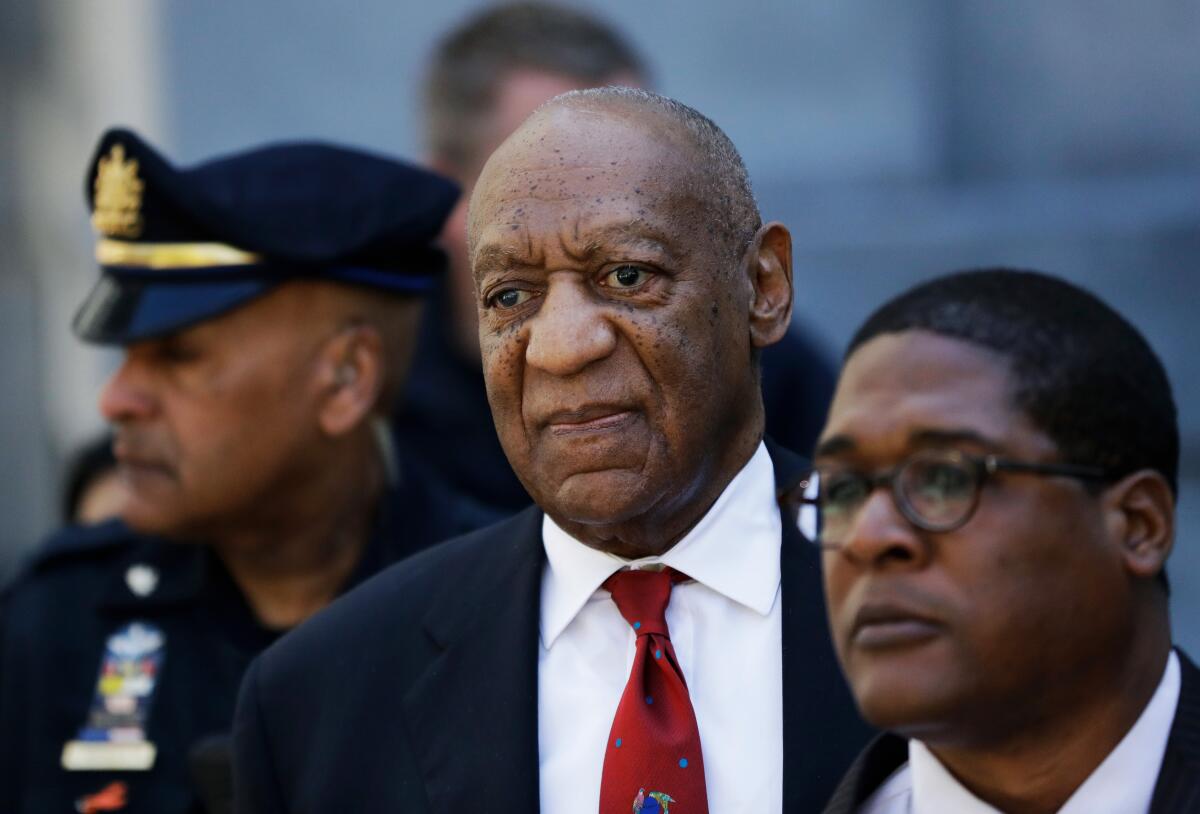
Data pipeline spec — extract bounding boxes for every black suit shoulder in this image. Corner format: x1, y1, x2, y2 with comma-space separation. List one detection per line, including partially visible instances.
252, 505, 541, 686
1151, 648, 1200, 814
235, 505, 544, 814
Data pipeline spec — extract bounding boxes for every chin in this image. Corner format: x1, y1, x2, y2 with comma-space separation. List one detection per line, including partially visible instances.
545, 468, 655, 528
849, 665, 970, 740
120, 510, 176, 537
119, 497, 193, 539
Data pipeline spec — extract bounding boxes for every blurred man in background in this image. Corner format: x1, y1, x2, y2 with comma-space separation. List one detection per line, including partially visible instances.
395, 1, 839, 517
804, 270, 1199, 813
63, 434, 126, 525
0, 129, 470, 814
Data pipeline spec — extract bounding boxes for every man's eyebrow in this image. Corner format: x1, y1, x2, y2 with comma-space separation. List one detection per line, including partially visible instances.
813, 428, 1004, 459
472, 243, 534, 277
908, 428, 1003, 449
814, 435, 855, 458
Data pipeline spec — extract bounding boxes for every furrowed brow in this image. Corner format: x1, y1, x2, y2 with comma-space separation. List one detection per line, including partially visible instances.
571, 222, 682, 262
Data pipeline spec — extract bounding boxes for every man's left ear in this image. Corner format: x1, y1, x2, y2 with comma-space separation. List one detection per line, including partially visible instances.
1104, 469, 1175, 581
745, 222, 794, 349
317, 326, 385, 437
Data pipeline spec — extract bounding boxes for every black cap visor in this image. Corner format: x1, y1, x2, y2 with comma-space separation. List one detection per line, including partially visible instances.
72, 270, 275, 345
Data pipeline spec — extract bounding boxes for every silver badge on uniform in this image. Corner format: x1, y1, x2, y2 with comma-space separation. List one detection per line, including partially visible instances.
61, 621, 165, 771
124, 564, 159, 598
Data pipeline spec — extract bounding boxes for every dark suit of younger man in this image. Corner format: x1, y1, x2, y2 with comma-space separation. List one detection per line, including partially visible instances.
822, 650, 1200, 814
234, 443, 873, 813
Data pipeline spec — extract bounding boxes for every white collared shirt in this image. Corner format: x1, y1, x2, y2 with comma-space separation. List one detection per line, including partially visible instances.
537, 441, 783, 813
861, 651, 1182, 814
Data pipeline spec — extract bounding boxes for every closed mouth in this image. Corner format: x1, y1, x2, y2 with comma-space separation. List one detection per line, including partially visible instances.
544, 405, 638, 434
113, 444, 174, 479
851, 602, 944, 649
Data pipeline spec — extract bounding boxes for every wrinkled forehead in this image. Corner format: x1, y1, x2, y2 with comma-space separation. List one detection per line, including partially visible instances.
468, 106, 707, 254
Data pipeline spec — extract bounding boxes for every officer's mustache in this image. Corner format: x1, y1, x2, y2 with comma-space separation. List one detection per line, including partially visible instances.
110, 429, 177, 475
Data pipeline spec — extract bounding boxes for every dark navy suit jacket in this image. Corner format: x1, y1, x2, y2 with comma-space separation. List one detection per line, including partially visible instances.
821, 650, 1200, 814
233, 442, 873, 813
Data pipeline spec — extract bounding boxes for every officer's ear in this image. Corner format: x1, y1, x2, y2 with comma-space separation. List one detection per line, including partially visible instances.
316, 323, 385, 437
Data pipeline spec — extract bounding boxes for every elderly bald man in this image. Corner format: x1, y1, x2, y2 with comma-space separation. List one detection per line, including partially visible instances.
233, 88, 871, 814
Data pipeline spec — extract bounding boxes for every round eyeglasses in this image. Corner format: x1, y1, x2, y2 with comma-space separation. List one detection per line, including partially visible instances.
791, 449, 1109, 548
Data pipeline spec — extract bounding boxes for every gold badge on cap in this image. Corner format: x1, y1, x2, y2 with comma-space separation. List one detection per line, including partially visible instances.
91, 144, 144, 239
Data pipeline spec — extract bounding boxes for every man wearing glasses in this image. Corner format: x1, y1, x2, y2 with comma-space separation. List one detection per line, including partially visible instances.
800, 269, 1198, 813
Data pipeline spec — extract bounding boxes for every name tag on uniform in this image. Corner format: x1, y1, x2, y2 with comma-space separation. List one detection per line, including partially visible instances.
61, 622, 165, 772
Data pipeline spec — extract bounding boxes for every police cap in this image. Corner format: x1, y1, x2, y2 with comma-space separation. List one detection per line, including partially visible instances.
74, 128, 460, 344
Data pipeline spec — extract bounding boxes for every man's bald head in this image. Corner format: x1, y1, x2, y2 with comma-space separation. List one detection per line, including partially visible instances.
469, 86, 761, 268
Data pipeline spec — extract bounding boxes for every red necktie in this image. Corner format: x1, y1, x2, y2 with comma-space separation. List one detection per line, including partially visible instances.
598, 568, 709, 814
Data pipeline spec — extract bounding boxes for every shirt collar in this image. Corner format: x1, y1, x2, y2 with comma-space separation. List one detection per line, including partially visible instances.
540, 441, 781, 649
909, 650, 1182, 814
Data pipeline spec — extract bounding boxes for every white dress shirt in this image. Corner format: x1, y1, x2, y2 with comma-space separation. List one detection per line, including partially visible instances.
861, 651, 1182, 814
538, 441, 783, 813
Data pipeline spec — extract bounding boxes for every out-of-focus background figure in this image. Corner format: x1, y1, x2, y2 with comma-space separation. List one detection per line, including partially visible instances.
0, 129, 466, 814
394, 3, 837, 517
63, 434, 125, 525
0, 4, 1197, 631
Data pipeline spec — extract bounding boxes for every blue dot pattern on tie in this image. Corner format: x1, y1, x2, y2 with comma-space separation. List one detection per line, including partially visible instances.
601, 568, 708, 812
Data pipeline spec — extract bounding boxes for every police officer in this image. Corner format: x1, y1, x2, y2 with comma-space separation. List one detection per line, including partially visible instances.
0, 129, 474, 813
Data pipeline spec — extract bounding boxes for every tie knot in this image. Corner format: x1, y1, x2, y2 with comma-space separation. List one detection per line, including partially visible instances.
603, 568, 680, 637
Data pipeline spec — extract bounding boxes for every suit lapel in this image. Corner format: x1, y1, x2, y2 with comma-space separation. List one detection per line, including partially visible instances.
401, 507, 545, 813
820, 734, 909, 814
1150, 649, 1200, 813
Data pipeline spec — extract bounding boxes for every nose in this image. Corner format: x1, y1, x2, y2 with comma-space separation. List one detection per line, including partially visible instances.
525, 275, 617, 376
98, 355, 158, 424
835, 488, 927, 568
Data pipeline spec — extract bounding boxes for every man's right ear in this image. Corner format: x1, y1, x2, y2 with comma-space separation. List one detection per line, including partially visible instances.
1103, 469, 1175, 583
316, 325, 385, 438
746, 221, 794, 350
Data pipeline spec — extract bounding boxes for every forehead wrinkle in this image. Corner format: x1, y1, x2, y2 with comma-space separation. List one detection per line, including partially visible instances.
560, 217, 685, 264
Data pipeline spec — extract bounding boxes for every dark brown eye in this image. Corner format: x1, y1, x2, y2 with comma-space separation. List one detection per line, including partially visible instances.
604, 265, 650, 289
822, 471, 871, 515
491, 288, 532, 309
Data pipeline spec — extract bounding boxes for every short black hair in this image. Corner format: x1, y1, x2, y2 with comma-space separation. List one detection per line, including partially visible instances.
848, 269, 1179, 497
424, 2, 647, 169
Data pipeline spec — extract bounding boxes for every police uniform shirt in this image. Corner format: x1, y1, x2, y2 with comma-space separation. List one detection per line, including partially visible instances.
0, 472, 472, 814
